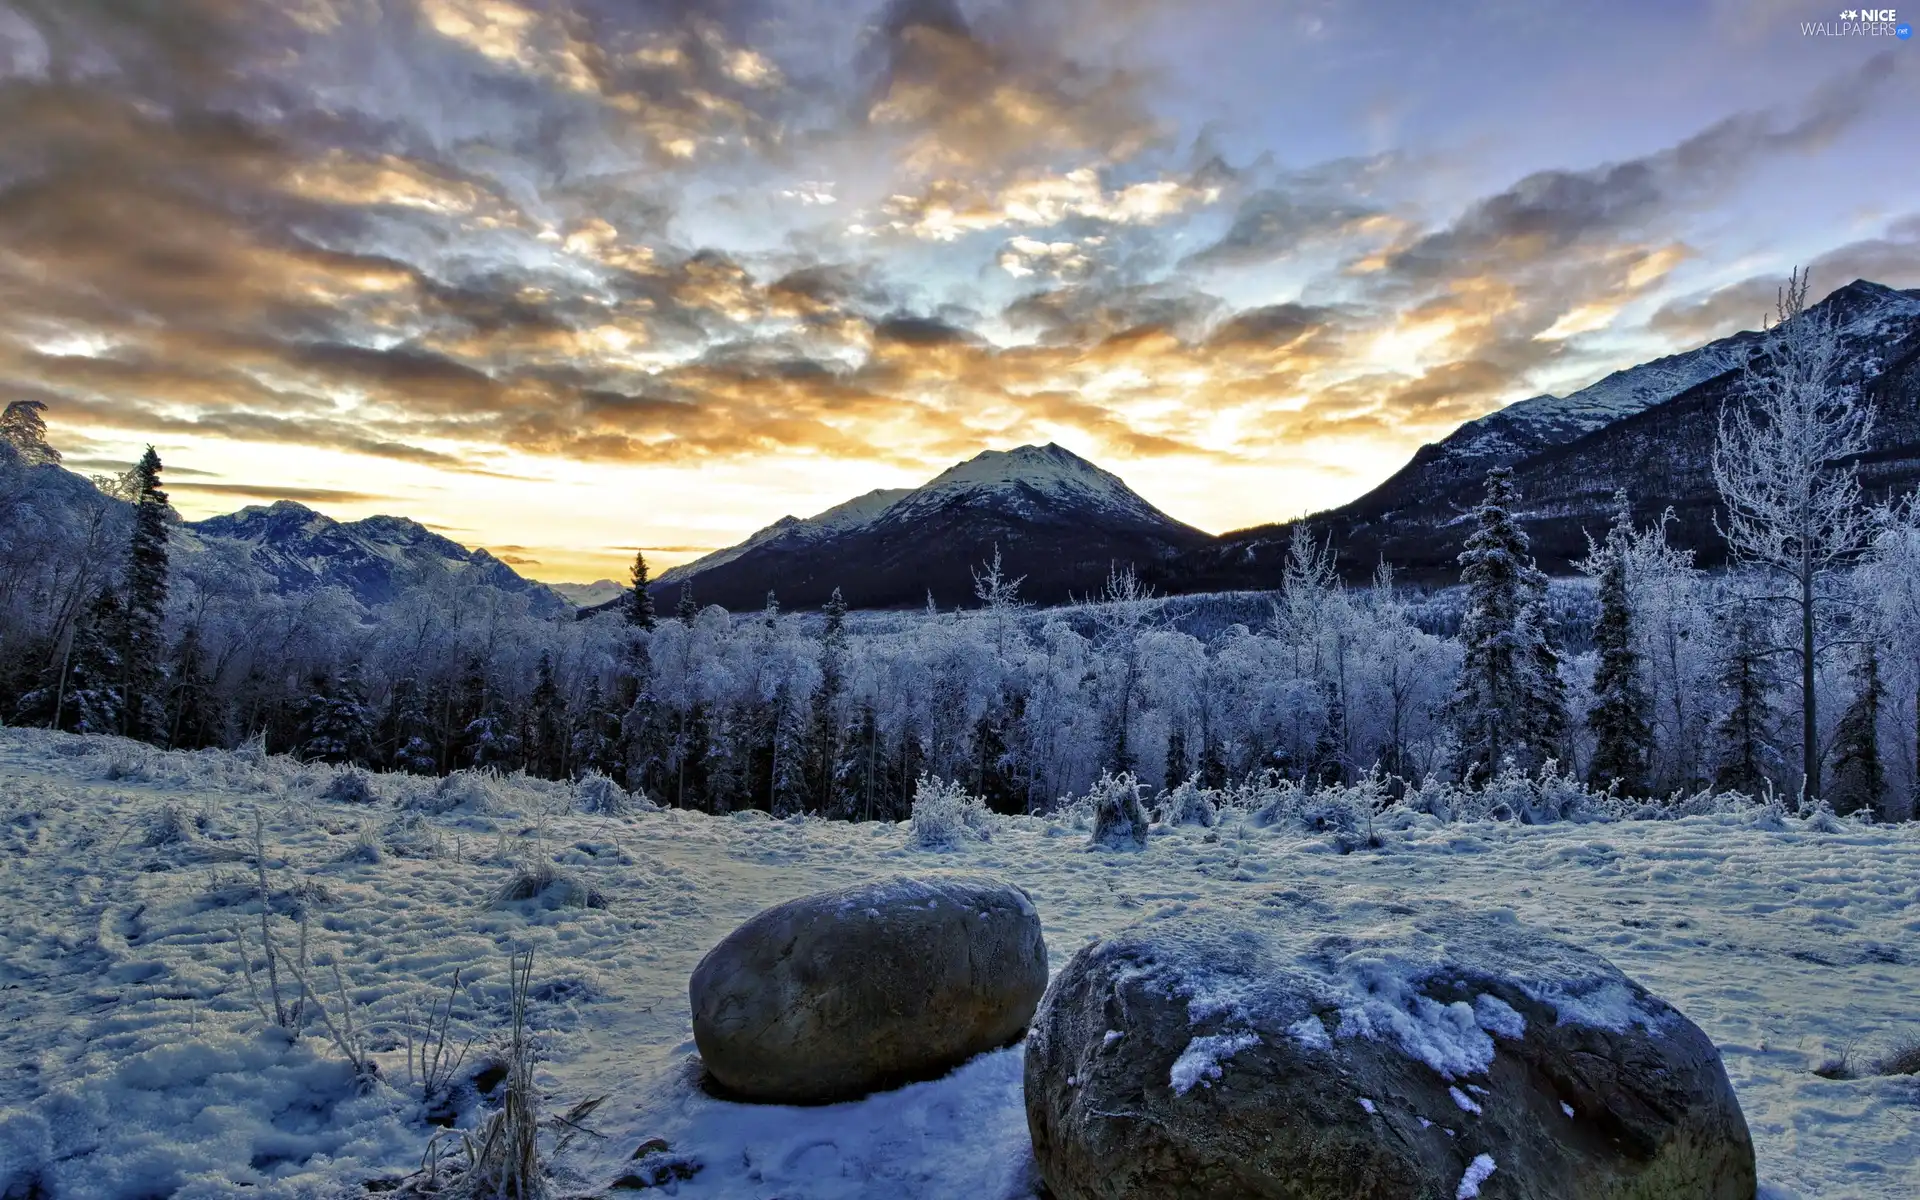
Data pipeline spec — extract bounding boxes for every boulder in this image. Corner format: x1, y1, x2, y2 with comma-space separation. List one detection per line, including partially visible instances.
690, 875, 1047, 1104
1025, 893, 1755, 1199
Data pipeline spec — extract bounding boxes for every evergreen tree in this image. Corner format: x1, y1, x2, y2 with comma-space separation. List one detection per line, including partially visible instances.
298, 663, 372, 764
626, 550, 656, 630
676, 583, 698, 625
527, 652, 568, 778
379, 676, 438, 773
1829, 647, 1885, 817
121, 447, 171, 742
570, 678, 614, 777
1586, 497, 1651, 793
0, 399, 61, 464
1197, 730, 1229, 791
1713, 598, 1777, 796
1518, 567, 1569, 770
1449, 468, 1532, 780
166, 625, 220, 750
806, 588, 849, 813
58, 590, 126, 735
1164, 720, 1191, 789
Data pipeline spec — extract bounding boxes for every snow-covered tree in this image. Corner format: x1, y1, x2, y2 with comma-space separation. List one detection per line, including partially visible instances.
1712, 592, 1778, 796
1712, 270, 1875, 801
1449, 469, 1535, 780
121, 447, 171, 741
1583, 495, 1650, 794
0, 399, 61, 465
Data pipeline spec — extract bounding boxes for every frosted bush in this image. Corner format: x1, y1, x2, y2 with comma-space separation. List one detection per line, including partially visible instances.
909, 774, 992, 849
405, 769, 504, 816
1160, 780, 1217, 827
573, 770, 655, 816
322, 768, 380, 806
1087, 771, 1150, 849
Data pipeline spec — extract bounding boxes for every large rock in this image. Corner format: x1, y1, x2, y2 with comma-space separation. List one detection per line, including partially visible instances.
1025, 893, 1755, 1199
690, 875, 1047, 1104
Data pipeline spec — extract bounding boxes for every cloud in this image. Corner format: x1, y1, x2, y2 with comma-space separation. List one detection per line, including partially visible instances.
168, 482, 394, 504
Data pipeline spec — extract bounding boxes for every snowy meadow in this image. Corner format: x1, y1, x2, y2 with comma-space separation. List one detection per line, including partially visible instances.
2, 727, 1918, 1198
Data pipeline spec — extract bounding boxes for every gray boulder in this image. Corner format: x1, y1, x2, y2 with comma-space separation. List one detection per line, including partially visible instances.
690, 875, 1047, 1104
1026, 893, 1755, 1199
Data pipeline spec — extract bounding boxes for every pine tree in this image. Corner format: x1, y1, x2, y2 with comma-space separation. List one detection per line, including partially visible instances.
298, 664, 372, 764
676, 583, 698, 625
626, 551, 656, 630
1585, 497, 1650, 793
0, 399, 61, 465
806, 588, 849, 813
527, 652, 567, 778
1197, 731, 1229, 791
121, 447, 171, 742
1449, 468, 1532, 780
1164, 719, 1191, 789
379, 676, 438, 773
1829, 647, 1885, 817
570, 677, 613, 777
1518, 570, 1568, 771
166, 624, 220, 750
59, 589, 126, 735
1713, 598, 1776, 796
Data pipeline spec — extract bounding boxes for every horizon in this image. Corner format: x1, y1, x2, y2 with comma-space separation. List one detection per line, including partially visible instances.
7, 2, 1919, 582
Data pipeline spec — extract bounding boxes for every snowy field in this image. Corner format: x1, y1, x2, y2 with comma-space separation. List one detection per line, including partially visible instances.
2, 728, 1918, 1199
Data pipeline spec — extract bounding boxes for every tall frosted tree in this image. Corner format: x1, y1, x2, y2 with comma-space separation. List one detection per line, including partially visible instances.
627, 550, 656, 630
121, 447, 171, 741
1712, 270, 1874, 802
1584, 494, 1651, 793
1449, 468, 1531, 779
676, 583, 698, 625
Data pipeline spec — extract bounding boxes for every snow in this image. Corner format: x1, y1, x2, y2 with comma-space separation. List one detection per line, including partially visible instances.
1169, 1031, 1260, 1095
1456, 1152, 1497, 1198
657, 487, 912, 584
884, 443, 1177, 529
3, 728, 1920, 1197
1448, 1085, 1483, 1114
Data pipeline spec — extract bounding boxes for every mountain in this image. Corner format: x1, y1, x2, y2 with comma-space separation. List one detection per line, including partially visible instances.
188, 501, 571, 617
549, 579, 625, 607
646, 443, 1211, 611
1171, 278, 1920, 589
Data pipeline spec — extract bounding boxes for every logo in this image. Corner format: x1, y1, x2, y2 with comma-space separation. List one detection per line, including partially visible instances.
1804, 7, 1904, 33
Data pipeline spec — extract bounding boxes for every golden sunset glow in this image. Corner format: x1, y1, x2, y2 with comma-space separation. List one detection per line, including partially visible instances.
4, 1, 1917, 583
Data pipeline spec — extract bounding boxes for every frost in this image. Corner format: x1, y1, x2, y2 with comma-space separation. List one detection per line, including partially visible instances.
1358, 1097, 1377, 1114
1287, 1015, 1332, 1051
1170, 1031, 1260, 1095
1472, 994, 1526, 1039
1456, 1153, 1497, 1198
1448, 1086, 1482, 1114
1561, 1101, 1576, 1118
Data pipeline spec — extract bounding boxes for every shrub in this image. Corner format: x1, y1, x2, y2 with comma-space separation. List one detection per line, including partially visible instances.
908, 775, 992, 849
490, 860, 608, 910
1159, 780, 1217, 828
573, 771, 652, 816
1087, 772, 1150, 849
322, 768, 381, 806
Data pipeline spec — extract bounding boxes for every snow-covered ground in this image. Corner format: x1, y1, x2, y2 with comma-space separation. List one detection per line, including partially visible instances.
2, 729, 1917, 1199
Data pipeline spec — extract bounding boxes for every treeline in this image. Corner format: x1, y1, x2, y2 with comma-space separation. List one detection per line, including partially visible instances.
3, 271, 1917, 823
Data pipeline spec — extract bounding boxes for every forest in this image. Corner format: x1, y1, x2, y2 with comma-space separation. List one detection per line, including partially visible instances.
2, 279, 1915, 821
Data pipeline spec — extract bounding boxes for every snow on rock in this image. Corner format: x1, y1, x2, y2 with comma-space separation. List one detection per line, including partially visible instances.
1169, 1030, 1260, 1095
1456, 1152, 1497, 1198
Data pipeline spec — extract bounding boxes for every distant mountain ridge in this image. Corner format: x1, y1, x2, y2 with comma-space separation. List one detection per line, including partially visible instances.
187, 500, 570, 616
646, 442, 1212, 611
1169, 277, 1920, 588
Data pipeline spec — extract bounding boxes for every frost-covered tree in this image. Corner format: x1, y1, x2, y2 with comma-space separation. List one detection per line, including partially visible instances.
1, 399, 61, 465
675, 583, 697, 625
298, 664, 372, 764
1517, 563, 1569, 769
1712, 270, 1875, 801
626, 550, 656, 630
1583, 495, 1650, 794
56, 589, 126, 734
527, 652, 567, 778
1828, 647, 1885, 818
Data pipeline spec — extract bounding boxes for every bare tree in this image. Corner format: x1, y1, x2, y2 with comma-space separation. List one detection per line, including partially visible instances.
1711, 269, 1875, 801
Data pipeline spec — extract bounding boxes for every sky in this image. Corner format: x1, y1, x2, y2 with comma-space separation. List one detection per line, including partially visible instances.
2, 0, 1917, 583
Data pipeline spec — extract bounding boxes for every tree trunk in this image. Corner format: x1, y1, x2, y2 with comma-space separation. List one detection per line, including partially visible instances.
1802, 564, 1817, 803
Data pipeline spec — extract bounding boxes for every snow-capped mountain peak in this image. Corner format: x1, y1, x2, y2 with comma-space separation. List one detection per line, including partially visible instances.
884, 443, 1167, 526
